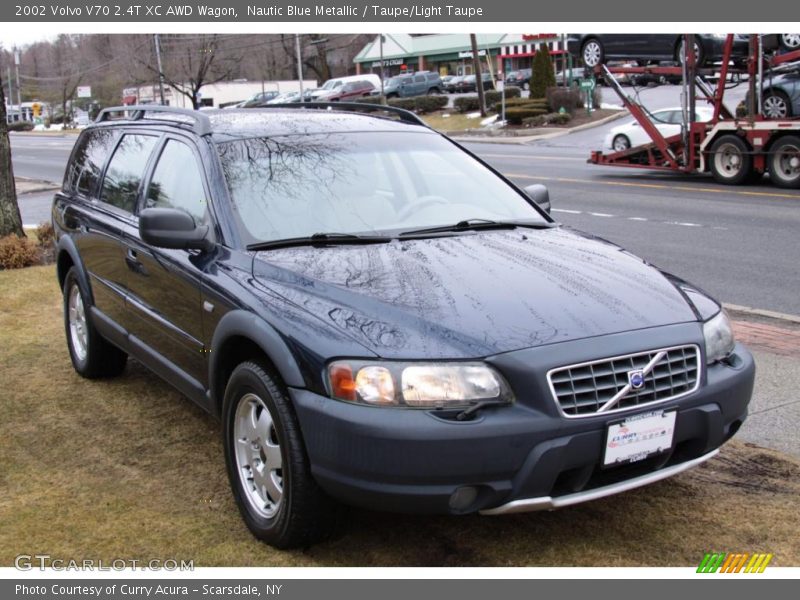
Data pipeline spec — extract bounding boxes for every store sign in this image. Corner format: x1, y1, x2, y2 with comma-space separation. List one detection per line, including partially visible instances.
458, 50, 487, 58
371, 58, 404, 67
76, 86, 92, 98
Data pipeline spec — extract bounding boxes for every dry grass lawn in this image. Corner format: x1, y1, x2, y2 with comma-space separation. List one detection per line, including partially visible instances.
1, 265, 799, 567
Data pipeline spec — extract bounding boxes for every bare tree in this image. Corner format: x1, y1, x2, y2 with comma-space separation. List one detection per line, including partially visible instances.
48, 35, 84, 126
141, 34, 240, 108
0, 69, 25, 238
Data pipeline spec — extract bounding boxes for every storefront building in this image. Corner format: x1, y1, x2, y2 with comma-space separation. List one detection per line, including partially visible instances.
353, 33, 563, 79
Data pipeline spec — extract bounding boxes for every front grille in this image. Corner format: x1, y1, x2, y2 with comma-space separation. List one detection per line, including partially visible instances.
547, 345, 700, 418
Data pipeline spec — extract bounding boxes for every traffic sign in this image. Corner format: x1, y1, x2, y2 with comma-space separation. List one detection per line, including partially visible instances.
580, 78, 596, 91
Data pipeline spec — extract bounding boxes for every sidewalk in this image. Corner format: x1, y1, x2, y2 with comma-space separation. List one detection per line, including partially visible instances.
729, 316, 800, 458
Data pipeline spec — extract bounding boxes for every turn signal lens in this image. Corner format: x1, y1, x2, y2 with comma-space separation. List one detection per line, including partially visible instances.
329, 363, 357, 402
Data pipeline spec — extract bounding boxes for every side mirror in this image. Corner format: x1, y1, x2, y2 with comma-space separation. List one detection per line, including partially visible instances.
139, 207, 212, 252
524, 184, 551, 215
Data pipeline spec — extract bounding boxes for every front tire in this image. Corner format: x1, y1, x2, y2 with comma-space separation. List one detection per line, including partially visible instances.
709, 135, 752, 185
222, 360, 338, 549
63, 267, 127, 379
769, 135, 800, 189
582, 39, 604, 68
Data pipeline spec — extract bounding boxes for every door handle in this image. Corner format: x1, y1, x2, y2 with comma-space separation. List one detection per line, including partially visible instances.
125, 248, 145, 274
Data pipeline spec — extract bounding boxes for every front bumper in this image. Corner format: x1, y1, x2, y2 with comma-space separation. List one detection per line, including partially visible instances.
290, 325, 754, 515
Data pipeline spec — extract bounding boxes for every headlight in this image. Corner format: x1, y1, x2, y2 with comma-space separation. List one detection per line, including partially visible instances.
703, 310, 735, 363
327, 361, 514, 408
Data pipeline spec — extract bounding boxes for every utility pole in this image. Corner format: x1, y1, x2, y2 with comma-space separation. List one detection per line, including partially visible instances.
6, 66, 13, 118
379, 34, 385, 103
153, 34, 167, 105
470, 34, 486, 117
295, 34, 304, 102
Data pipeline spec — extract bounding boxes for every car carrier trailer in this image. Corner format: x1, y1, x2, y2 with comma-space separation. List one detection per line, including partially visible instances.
589, 34, 800, 189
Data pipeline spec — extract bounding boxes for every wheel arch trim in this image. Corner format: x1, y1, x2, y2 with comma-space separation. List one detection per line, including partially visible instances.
56, 236, 93, 303
209, 310, 306, 409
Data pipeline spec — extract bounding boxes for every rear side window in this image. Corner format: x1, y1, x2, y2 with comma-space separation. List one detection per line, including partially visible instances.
145, 140, 208, 223
64, 129, 118, 196
414, 75, 426, 83
99, 134, 158, 214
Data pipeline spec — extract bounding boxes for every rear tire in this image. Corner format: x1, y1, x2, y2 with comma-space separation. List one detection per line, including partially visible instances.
612, 134, 631, 152
762, 90, 792, 119
769, 135, 800, 189
709, 135, 752, 186
222, 360, 339, 549
62, 267, 127, 379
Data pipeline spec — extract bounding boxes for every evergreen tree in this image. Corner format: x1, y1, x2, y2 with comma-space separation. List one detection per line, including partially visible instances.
530, 43, 556, 99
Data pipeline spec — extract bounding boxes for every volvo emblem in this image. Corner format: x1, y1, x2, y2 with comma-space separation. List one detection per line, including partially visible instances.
628, 370, 645, 390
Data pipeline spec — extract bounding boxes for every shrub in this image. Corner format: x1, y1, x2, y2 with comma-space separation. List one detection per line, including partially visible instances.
522, 112, 573, 127
7, 121, 34, 132
530, 44, 556, 99
35, 222, 56, 264
493, 97, 547, 113
505, 107, 548, 125
387, 97, 416, 111
453, 96, 482, 113
412, 95, 448, 114
353, 96, 383, 105
0, 235, 41, 270
483, 87, 521, 106
546, 86, 583, 113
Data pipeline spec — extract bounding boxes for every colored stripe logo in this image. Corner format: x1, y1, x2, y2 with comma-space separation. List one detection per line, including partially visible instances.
697, 552, 773, 573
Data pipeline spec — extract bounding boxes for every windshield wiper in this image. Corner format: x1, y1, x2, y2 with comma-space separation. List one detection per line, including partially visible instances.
247, 232, 392, 252
399, 218, 557, 238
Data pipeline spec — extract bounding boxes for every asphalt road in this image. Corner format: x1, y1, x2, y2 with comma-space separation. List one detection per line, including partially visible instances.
10, 87, 800, 316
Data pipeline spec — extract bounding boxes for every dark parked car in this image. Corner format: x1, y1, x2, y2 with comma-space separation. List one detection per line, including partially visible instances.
241, 91, 280, 108
444, 75, 466, 93
54, 103, 754, 549
505, 69, 532, 90
567, 34, 750, 68
456, 72, 496, 93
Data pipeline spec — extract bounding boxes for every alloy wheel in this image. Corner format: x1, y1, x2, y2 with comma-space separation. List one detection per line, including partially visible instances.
234, 393, 284, 519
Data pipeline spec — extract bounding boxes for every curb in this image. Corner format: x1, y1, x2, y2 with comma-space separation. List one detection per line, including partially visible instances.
723, 303, 800, 326
448, 110, 629, 145
10, 131, 79, 138
16, 177, 60, 195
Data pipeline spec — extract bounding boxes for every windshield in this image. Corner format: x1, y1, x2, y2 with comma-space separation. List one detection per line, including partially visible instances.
321, 80, 341, 90
216, 131, 547, 245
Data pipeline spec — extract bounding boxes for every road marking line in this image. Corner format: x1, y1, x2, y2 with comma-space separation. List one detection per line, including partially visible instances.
504, 173, 800, 200
552, 208, 583, 214
589, 212, 614, 217
628, 217, 648, 221
481, 153, 585, 161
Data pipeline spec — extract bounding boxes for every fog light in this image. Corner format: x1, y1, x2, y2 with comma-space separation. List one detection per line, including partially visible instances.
449, 486, 479, 511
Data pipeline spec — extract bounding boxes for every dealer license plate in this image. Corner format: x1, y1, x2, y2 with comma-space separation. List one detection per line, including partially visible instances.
603, 409, 677, 467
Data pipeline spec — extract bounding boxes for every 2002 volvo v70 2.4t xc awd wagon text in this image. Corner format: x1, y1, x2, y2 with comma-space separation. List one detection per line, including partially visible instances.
53, 103, 755, 548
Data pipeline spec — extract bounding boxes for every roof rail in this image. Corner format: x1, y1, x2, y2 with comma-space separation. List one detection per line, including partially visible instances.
263, 101, 430, 128
94, 105, 212, 136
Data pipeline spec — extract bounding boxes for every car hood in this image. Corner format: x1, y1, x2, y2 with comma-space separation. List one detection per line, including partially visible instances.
252, 228, 701, 359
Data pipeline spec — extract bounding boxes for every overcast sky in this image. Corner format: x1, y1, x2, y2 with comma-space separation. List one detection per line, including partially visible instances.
0, 32, 55, 49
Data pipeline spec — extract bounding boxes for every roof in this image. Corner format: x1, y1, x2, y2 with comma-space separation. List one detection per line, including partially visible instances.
353, 33, 540, 63
92, 105, 433, 139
